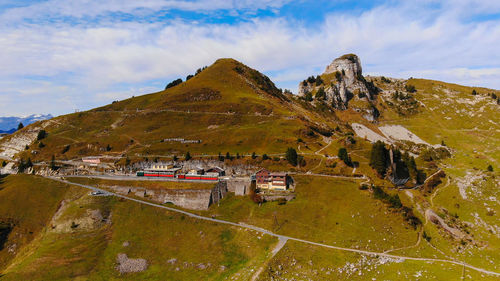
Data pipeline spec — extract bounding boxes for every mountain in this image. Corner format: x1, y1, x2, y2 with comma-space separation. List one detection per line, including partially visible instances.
0, 114, 53, 133
0, 55, 499, 280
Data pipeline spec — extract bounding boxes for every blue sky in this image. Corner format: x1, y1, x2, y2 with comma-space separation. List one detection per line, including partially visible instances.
0, 0, 499, 116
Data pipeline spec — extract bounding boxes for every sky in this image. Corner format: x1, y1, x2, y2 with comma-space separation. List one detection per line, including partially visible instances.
0, 0, 499, 116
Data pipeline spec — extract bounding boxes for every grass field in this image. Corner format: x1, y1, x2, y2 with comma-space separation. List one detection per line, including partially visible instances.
0, 175, 277, 280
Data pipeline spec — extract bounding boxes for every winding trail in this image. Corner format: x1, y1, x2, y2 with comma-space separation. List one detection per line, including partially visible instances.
48, 176, 500, 277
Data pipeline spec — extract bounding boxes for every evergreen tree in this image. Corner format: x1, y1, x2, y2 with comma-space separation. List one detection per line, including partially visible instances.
369, 141, 389, 176
173, 155, 178, 161
1, 160, 6, 167
262, 154, 270, 160
185, 151, 192, 161
50, 155, 57, 170
315, 75, 324, 86
37, 130, 47, 140
304, 92, 313, 102
26, 158, 33, 168
225, 152, 231, 160
18, 159, 26, 173
17, 122, 24, 130
285, 147, 298, 166
315, 87, 326, 100
165, 78, 183, 89
251, 152, 257, 159
338, 148, 352, 166
487, 165, 494, 172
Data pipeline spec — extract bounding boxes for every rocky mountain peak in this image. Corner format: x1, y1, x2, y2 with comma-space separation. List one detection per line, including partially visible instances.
324, 54, 362, 86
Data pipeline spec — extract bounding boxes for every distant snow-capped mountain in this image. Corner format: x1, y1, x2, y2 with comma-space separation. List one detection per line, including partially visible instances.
0, 114, 53, 133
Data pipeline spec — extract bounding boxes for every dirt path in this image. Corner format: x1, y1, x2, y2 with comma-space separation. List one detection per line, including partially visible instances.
250, 237, 288, 281
48, 176, 500, 277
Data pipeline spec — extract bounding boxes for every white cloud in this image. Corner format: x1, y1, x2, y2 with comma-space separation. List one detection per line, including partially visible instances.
0, 0, 499, 116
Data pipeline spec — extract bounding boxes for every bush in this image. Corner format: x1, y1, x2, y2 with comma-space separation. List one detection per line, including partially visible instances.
17, 122, 24, 130
262, 154, 270, 160
471, 89, 477, 95
106, 144, 112, 151
251, 152, 257, 159
62, 145, 70, 154
405, 84, 417, 93
1, 161, 6, 167
423, 231, 431, 242
359, 184, 369, 190
185, 151, 192, 161
487, 165, 493, 172
38, 142, 45, 148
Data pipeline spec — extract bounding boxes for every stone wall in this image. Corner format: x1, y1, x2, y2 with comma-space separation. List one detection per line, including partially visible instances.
227, 177, 251, 196
103, 180, 228, 210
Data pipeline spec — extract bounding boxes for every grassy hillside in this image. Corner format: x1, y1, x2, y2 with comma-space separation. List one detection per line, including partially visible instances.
4, 58, 340, 163
0, 175, 277, 280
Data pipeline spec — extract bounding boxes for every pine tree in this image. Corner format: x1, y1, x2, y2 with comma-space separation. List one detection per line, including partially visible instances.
251, 152, 257, 159
369, 141, 389, 176
50, 155, 57, 170
316, 87, 326, 100
17, 122, 24, 130
185, 151, 192, 161
285, 148, 298, 166
338, 148, 352, 166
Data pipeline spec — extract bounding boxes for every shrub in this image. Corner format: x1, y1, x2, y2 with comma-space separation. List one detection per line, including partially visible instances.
277, 198, 287, 205
471, 89, 477, 95
38, 142, 45, 148
62, 145, 70, 154
423, 231, 431, 242
262, 154, 270, 160
185, 151, 192, 161
106, 144, 112, 151
1, 161, 6, 167
17, 122, 24, 130
487, 165, 493, 172
359, 184, 369, 190
251, 152, 257, 159
405, 84, 417, 93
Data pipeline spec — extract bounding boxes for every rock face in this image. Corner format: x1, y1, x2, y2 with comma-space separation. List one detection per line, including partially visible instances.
324, 54, 373, 100
297, 53, 379, 120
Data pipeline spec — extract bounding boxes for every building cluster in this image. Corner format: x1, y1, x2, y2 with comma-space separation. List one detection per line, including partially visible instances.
138, 164, 224, 181
255, 169, 289, 191
163, 138, 202, 144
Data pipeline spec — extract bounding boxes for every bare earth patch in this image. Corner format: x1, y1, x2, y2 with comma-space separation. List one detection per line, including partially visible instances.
116, 253, 148, 274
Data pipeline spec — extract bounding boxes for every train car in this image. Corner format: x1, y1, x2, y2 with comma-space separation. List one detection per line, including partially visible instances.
177, 174, 185, 179
136, 171, 144, 177
185, 174, 202, 180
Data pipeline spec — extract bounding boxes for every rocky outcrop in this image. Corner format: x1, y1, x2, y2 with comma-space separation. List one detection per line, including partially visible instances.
0, 120, 52, 159
297, 54, 379, 120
